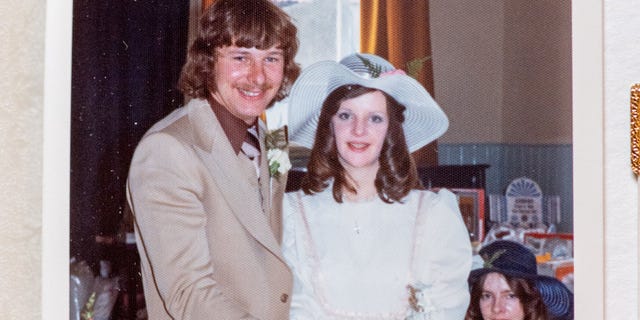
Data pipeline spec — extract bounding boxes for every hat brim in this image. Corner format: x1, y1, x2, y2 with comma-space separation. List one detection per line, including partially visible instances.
288, 60, 449, 153
469, 268, 573, 320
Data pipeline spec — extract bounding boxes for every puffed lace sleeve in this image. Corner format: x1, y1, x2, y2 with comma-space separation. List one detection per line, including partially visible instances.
282, 192, 325, 319
411, 189, 472, 320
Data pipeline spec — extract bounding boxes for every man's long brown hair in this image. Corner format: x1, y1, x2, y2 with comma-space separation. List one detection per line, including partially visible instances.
178, 0, 300, 101
301, 85, 422, 203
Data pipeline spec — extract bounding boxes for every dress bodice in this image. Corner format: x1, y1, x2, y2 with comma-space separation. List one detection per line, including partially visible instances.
282, 186, 472, 320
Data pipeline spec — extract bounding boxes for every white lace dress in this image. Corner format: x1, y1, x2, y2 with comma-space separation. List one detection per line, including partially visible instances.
282, 186, 472, 320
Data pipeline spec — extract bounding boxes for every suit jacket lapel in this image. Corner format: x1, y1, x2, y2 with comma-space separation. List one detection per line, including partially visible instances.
258, 121, 271, 210
187, 100, 285, 261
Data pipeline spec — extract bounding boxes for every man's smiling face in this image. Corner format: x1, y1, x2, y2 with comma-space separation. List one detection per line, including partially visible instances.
210, 45, 285, 124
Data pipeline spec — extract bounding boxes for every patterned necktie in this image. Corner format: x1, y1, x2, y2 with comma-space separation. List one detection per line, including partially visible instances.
241, 126, 261, 175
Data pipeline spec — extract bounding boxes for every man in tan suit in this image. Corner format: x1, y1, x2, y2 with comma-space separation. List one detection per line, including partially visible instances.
126, 0, 300, 318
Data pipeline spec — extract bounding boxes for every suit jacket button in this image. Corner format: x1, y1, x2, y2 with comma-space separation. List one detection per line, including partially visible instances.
280, 293, 288, 303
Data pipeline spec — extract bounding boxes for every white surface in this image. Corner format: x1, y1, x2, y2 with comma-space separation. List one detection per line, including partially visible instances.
604, 0, 640, 318
42, 1, 72, 318
572, 1, 605, 318
2, 0, 46, 319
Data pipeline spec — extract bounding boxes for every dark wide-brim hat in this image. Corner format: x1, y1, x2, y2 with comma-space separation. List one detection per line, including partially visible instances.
287, 53, 449, 153
469, 240, 574, 320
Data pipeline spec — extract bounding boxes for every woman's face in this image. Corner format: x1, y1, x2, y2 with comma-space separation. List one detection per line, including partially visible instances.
331, 90, 389, 176
479, 272, 525, 320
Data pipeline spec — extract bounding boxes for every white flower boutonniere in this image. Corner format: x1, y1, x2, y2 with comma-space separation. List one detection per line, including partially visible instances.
265, 126, 291, 178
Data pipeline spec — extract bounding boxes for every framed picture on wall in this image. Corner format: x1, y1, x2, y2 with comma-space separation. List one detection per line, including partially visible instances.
429, 187, 485, 242
448, 188, 485, 243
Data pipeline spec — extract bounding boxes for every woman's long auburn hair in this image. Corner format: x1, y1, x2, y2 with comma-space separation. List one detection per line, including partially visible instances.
465, 272, 549, 320
178, 0, 300, 101
301, 85, 422, 203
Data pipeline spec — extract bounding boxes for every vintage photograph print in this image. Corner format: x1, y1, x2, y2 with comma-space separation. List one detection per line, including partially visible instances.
67, 1, 578, 319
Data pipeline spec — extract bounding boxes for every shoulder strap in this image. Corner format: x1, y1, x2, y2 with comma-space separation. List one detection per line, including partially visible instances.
409, 191, 427, 283
295, 192, 321, 264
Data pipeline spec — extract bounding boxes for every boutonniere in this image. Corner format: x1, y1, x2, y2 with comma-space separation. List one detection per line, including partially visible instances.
265, 126, 291, 178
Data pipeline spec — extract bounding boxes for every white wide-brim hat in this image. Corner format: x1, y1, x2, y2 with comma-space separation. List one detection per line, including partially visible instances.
288, 53, 449, 153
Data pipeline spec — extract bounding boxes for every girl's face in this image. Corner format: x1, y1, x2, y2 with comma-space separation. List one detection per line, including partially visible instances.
331, 90, 389, 177
479, 272, 525, 320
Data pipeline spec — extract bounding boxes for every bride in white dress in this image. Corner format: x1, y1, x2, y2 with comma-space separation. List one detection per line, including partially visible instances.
282, 53, 472, 320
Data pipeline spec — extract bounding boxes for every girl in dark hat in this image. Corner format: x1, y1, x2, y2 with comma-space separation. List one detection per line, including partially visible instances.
465, 240, 574, 320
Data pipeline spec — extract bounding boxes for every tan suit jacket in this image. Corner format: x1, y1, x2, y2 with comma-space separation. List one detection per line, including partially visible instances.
127, 98, 291, 320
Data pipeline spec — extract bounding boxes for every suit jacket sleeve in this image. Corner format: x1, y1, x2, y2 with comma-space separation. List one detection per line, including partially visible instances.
128, 132, 254, 320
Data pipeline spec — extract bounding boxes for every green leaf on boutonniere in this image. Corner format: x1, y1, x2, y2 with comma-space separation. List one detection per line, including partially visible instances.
265, 126, 288, 150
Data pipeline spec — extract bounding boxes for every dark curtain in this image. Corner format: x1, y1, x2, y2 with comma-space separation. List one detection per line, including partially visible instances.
361, 0, 438, 167
70, 0, 189, 267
